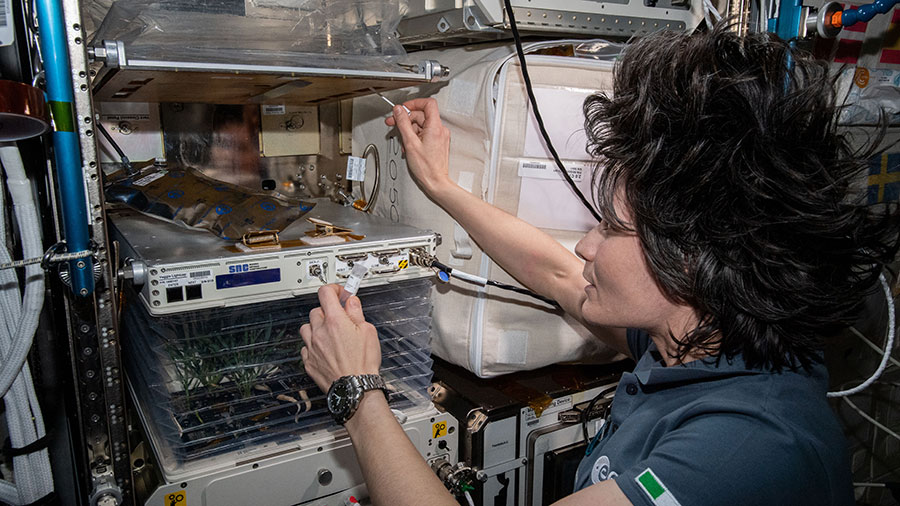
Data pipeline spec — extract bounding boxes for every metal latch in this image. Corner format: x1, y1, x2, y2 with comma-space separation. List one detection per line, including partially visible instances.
87, 40, 126, 67
418, 60, 451, 82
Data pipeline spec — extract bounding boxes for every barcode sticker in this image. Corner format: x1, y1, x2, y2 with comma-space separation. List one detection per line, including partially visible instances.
262, 104, 286, 115
346, 156, 366, 181
132, 172, 166, 186
517, 159, 585, 182
157, 270, 214, 288
0, 0, 14, 47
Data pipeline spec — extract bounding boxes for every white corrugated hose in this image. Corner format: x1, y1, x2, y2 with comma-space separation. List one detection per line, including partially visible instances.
0, 143, 54, 504
827, 273, 895, 398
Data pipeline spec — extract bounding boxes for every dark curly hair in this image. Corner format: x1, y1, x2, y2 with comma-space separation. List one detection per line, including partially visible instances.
584, 23, 900, 370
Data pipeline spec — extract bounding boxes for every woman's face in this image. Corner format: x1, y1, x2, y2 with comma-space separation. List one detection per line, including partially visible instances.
574, 202, 690, 335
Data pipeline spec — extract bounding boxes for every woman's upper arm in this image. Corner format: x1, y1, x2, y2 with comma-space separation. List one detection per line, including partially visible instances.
552, 265, 632, 359
588, 326, 631, 359
552, 479, 634, 506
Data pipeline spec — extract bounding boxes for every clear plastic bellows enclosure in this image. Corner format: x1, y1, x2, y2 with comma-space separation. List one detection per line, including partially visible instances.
122, 279, 434, 469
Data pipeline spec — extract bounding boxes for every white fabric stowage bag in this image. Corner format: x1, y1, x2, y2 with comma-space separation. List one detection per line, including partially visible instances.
352, 41, 623, 377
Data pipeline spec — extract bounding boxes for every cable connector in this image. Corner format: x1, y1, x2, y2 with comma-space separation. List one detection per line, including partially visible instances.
431, 459, 479, 497
409, 248, 436, 268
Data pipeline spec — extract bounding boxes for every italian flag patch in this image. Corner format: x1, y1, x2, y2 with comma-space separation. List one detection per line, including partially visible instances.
635, 468, 682, 506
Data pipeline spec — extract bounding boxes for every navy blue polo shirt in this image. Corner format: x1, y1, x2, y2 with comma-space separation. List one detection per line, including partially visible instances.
574, 329, 854, 506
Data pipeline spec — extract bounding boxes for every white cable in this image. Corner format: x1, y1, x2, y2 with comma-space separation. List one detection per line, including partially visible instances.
448, 269, 489, 286
705, 0, 723, 21
762, 0, 774, 32
702, 1, 715, 29
713, 1, 724, 20
827, 273, 895, 398
464, 491, 476, 506
842, 396, 900, 442
0, 145, 45, 398
0, 143, 54, 503
0, 256, 42, 501
0, 480, 19, 505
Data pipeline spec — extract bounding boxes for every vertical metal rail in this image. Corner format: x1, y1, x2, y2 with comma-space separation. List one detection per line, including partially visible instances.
34, 0, 94, 296
46, 0, 132, 503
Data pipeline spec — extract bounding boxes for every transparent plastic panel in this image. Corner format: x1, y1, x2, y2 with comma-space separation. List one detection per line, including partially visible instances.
90, 0, 408, 71
122, 278, 434, 464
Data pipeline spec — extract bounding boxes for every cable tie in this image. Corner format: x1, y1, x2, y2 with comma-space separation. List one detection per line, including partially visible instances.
3, 433, 51, 459
0, 242, 93, 271
21, 491, 59, 506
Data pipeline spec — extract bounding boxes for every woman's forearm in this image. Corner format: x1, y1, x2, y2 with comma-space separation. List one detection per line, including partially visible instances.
428, 181, 588, 314
345, 392, 459, 506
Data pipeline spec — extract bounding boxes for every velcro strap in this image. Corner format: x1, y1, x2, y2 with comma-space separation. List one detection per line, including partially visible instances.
22, 491, 59, 506
3, 434, 50, 459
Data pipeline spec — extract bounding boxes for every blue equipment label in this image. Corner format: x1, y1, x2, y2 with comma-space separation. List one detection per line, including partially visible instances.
216, 268, 281, 290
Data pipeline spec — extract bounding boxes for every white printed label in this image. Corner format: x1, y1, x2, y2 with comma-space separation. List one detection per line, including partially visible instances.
389, 252, 409, 269
262, 104, 287, 115
346, 156, 366, 181
0, 0, 13, 47
517, 159, 585, 182
342, 263, 369, 296
521, 395, 573, 428
157, 270, 213, 288
99, 102, 151, 121
101, 114, 150, 121
132, 172, 166, 186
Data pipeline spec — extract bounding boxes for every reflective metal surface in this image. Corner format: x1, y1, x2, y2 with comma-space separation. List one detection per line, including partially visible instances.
159, 102, 346, 200
0, 79, 50, 141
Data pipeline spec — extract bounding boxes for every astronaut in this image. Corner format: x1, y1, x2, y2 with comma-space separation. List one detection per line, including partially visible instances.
300, 24, 899, 506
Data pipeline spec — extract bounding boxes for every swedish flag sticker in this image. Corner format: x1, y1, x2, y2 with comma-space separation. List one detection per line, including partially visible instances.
868, 152, 900, 204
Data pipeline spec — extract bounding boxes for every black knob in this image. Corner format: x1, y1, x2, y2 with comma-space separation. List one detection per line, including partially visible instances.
318, 469, 333, 486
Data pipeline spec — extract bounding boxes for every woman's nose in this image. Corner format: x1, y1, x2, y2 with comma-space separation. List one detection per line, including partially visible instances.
575, 225, 602, 261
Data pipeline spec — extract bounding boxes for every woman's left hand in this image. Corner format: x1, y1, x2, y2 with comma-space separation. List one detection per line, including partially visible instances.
299, 285, 382, 392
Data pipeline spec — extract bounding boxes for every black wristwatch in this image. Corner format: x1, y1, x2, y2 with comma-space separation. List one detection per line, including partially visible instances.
326, 374, 389, 424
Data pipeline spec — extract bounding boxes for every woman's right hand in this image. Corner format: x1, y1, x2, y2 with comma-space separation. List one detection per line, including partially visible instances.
384, 98, 453, 196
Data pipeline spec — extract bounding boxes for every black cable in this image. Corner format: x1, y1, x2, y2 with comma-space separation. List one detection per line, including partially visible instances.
96, 122, 135, 175
429, 259, 454, 272
430, 259, 561, 308
502, 0, 603, 224
581, 385, 618, 446
485, 279, 560, 308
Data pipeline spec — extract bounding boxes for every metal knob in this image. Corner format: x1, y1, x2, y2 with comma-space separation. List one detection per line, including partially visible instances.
318, 468, 333, 486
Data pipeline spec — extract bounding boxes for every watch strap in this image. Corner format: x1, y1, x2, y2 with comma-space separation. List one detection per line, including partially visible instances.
330, 374, 389, 425
356, 374, 387, 394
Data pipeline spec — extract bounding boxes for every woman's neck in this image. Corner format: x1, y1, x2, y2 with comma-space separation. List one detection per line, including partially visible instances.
648, 309, 709, 367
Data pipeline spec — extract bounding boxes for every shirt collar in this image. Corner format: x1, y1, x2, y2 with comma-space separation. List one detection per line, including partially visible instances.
633, 340, 766, 386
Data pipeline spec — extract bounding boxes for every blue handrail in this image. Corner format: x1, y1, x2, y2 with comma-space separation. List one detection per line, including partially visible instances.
35, 0, 94, 296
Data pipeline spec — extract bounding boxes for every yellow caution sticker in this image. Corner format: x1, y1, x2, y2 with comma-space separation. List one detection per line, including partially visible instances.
165, 490, 186, 506
432, 420, 448, 438
398, 259, 409, 269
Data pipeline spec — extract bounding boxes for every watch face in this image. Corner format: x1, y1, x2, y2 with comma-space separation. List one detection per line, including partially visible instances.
327, 379, 353, 417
